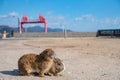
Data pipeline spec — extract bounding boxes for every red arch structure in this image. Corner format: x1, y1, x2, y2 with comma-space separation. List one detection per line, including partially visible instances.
19, 14, 47, 33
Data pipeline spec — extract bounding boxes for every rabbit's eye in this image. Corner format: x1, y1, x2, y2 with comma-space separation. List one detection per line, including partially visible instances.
57, 63, 61, 65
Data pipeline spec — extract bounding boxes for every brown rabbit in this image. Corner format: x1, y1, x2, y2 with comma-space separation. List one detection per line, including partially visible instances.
47, 57, 65, 76
33, 57, 65, 76
18, 48, 55, 77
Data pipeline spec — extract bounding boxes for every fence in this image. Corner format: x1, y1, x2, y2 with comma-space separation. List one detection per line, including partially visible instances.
96, 29, 120, 37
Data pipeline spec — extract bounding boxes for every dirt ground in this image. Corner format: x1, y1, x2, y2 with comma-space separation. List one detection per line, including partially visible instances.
0, 37, 120, 80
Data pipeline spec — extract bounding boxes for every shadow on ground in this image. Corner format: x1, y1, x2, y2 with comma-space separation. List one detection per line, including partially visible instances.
0, 69, 19, 76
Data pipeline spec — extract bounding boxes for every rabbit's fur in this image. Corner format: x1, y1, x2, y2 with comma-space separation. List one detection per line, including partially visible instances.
33, 57, 65, 76
18, 48, 55, 77
47, 57, 65, 76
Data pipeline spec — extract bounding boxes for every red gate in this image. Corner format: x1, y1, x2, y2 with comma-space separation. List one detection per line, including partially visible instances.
20, 14, 47, 33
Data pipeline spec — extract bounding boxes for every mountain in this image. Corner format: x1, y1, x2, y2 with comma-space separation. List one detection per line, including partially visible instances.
0, 25, 13, 33
0, 25, 72, 33
21, 26, 72, 32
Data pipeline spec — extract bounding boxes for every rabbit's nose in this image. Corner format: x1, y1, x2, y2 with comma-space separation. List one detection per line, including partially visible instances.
51, 53, 56, 58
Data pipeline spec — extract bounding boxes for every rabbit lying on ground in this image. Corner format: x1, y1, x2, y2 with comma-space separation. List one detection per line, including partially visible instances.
33, 57, 65, 76
47, 57, 65, 76
18, 48, 55, 77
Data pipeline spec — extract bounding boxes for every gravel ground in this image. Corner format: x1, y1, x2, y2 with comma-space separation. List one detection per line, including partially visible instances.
0, 37, 120, 80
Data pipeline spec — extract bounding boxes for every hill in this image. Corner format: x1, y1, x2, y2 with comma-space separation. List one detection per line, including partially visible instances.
0, 25, 13, 33
0, 25, 72, 33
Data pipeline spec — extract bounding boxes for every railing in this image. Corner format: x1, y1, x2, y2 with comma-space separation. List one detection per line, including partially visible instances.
96, 29, 120, 37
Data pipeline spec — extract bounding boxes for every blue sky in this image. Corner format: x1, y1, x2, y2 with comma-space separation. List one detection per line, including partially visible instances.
0, 0, 120, 32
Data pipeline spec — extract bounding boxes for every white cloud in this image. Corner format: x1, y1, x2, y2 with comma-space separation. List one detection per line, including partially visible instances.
45, 15, 66, 28
0, 12, 19, 18
75, 14, 120, 28
0, 15, 8, 18
74, 14, 120, 31
92, 17, 120, 30
113, 17, 120, 25
75, 17, 83, 21
47, 11, 54, 15
75, 14, 95, 22
47, 15, 65, 23
100, 17, 120, 26
9, 12, 19, 17
57, 16, 65, 20
100, 18, 112, 24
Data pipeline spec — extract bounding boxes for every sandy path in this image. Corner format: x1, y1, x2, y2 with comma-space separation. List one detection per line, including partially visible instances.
0, 37, 120, 80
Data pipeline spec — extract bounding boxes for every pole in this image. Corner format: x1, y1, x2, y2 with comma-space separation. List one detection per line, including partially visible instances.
20, 23, 22, 34
64, 28, 67, 38
18, 17, 20, 32
44, 23, 47, 33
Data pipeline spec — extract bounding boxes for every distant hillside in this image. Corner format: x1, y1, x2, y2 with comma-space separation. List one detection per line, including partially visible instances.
0, 25, 13, 33
0, 25, 72, 33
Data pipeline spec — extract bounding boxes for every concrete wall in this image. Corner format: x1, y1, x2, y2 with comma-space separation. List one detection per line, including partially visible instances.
14, 32, 96, 38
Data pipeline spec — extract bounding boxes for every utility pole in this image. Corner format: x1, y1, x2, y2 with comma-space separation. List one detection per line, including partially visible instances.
64, 28, 67, 38
18, 17, 20, 32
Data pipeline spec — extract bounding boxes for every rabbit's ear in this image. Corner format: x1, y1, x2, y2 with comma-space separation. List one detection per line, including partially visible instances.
39, 50, 48, 57
41, 50, 48, 54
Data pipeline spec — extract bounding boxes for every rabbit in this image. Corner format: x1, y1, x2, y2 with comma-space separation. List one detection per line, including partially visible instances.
18, 48, 55, 77
33, 57, 65, 76
47, 57, 65, 76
